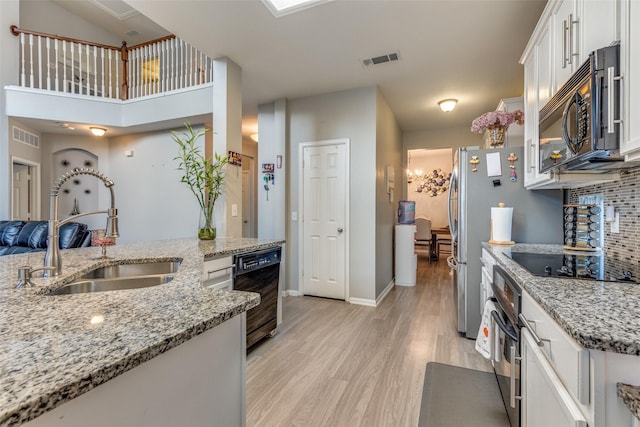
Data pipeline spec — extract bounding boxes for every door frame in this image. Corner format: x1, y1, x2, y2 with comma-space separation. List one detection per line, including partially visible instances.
241, 154, 256, 238
11, 156, 41, 220
297, 138, 350, 301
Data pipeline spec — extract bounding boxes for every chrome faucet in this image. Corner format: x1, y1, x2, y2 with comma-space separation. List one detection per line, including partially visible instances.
44, 168, 119, 277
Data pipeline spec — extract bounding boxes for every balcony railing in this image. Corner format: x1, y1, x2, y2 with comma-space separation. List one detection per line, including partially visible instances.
10, 25, 213, 101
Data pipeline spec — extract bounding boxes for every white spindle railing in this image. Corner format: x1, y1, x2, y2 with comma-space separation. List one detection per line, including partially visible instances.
11, 26, 213, 101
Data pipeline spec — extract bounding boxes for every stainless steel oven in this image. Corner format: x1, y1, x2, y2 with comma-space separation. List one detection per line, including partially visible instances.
491, 265, 522, 427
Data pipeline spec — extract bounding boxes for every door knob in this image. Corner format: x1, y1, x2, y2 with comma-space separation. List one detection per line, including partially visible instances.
337, 227, 344, 233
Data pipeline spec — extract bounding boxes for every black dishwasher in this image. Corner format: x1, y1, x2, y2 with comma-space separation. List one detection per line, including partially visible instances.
234, 247, 281, 349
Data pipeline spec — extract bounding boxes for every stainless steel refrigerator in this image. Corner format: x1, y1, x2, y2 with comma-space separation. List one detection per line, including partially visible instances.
447, 146, 563, 339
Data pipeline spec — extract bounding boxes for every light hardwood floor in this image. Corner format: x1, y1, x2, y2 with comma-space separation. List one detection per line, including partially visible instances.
246, 254, 492, 427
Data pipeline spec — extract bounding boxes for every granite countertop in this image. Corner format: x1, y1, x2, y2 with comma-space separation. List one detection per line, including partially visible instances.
482, 243, 640, 356
617, 383, 640, 422
0, 237, 284, 427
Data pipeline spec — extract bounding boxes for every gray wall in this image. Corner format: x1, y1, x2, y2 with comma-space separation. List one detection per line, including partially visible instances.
375, 89, 403, 299
107, 129, 201, 243
287, 86, 377, 301
0, 0, 19, 219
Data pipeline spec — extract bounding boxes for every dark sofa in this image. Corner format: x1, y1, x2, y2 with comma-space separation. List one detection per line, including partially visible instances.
0, 220, 90, 255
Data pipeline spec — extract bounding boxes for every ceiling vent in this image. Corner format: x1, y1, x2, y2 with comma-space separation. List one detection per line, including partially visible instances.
12, 126, 39, 148
361, 52, 400, 67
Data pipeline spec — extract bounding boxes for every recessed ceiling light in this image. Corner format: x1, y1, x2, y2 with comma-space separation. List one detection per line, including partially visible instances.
261, 0, 331, 17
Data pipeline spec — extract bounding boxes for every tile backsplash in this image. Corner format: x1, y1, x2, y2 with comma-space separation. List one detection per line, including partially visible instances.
569, 167, 638, 274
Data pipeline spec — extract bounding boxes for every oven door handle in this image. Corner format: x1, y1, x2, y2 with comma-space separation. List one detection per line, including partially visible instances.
491, 310, 518, 342
519, 313, 544, 347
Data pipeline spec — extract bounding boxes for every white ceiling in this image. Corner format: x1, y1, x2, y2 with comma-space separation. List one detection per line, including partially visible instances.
48, 0, 547, 138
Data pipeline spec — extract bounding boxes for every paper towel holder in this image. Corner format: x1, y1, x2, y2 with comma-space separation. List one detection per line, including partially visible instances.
488, 202, 515, 245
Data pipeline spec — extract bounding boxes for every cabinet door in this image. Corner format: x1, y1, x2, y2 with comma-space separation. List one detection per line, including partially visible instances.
521, 328, 588, 427
538, 23, 553, 107
553, 0, 579, 90
523, 52, 539, 187
579, 0, 618, 60
621, 0, 640, 159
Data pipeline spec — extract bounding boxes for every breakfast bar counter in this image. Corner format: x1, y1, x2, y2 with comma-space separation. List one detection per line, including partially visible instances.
0, 237, 283, 427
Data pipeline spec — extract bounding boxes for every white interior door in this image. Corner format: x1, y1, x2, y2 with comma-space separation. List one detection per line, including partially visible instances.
302, 143, 347, 300
12, 163, 31, 220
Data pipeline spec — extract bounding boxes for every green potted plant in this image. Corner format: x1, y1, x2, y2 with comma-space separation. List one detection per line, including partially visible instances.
172, 123, 228, 240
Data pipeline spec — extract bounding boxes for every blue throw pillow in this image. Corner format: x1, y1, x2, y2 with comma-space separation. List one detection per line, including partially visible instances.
0, 221, 26, 246
15, 221, 48, 248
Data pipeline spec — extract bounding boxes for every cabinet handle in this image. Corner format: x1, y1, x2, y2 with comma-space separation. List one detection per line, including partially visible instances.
519, 313, 544, 347
207, 264, 234, 278
568, 13, 578, 65
607, 66, 623, 133
528, 140, 536, 171
562, 18, 568, 69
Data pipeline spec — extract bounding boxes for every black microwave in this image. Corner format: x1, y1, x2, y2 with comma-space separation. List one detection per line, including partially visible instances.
538, 43, 622, 172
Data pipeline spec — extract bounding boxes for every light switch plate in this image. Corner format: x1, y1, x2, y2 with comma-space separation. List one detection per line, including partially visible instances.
231, 204, 238, 217
292, 211, 297, 221
611, 212, 620, 233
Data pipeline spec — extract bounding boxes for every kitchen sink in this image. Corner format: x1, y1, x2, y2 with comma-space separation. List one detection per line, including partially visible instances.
48, 260, 181, 295
77, 261, 181, 279
49, 274, 175, 295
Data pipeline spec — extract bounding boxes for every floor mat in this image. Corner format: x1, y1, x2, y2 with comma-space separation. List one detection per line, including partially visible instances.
418, 362, 510, 427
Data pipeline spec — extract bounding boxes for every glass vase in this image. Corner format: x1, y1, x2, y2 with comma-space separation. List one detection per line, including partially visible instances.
198, 207, 216, 240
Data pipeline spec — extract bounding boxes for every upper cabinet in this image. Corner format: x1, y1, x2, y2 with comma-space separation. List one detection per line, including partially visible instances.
520, 0, 623, 190
620, 0, 640, 160
552, 0, 579, 89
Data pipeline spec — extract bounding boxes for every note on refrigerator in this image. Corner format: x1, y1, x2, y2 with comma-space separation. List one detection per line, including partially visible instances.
486, 152, 502, 177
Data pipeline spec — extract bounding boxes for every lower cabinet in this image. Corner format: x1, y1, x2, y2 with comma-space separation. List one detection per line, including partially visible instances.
521, 327, 588, 427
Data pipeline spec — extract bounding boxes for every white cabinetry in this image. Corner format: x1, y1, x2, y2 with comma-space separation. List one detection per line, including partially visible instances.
552, 0, 579, 89
521, 289, 592, 426
520, 0, 621, 190
521, 327, 588, 427
202, 255, 234, 290
520, 287, 640, 427
620, 0, 640, 160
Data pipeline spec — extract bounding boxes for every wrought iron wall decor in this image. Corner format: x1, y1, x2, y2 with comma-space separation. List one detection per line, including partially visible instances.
413, 168, 451, 197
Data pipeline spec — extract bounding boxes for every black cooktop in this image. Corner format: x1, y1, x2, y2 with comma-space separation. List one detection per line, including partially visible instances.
505, 251, 637, 283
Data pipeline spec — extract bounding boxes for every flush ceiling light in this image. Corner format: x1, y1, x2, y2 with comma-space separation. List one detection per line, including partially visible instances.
90, 127, 106, 137
250, 133, 259, 142
438, 99, 458, 112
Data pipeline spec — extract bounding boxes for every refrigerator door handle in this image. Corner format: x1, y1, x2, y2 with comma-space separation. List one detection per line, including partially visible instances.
447, 168, 457, 241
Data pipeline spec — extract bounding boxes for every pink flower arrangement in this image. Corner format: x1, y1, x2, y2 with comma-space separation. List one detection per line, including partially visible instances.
470, 109, 524, 133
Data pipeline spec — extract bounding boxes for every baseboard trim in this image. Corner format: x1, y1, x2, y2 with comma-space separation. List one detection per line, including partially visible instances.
348, 279, 395, 307
282, 290, 301, 297
376, 279, 395, 306
348, 297, 377, 307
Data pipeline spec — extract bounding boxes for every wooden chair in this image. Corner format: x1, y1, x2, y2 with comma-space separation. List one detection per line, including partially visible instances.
414, 217, 433, 262
436, 235, 452, 258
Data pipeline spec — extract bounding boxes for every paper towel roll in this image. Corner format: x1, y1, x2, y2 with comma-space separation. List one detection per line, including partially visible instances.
491, 206, 513, 243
